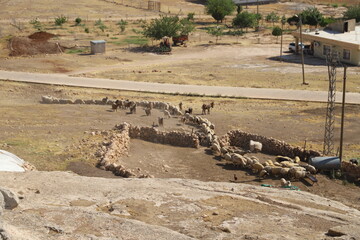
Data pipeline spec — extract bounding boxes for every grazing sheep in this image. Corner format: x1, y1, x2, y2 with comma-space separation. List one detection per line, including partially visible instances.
129, 104, 137, 114
303, 164, 317, 174
289, 167, 306, 179
201, 102, 214, 115
294, 156, 301, 163
275, 156, 294, 163
251, 162, 264, 173
111, 103, 118, 112
185, 108, 193, 114
102, 97, 108, 104
115, 99, 123, 109
164, 110, 171, 118
180, 116, 187, 124
158, 117, 164, 126
280, 167, 290, 176
249, 140, 262, 153
144, 108, 151, 116
259, 169, 269, 178
280, 178, 291, 187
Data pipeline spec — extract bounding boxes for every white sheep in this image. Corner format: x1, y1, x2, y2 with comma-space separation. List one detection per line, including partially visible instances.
249, 140, 262, 152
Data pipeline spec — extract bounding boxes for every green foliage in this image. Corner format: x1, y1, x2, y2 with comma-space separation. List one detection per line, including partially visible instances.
98, 24, 107, 32
344, 5, 360, 22
287, 15, 299, 25
75, 17, 82, 26
117, 19, 128, 33
206, 0, 236, 23
187, 12, 195, 21
299, 7, 323, 26
55, 15, 68, 26
29, 18, 43, 31
95, 19, 103, 26
95, 19, 107, 32
266, 12, 280, 25
281, 15, 286, 25
66, 49, 85, 54
332, 3, 338, 8
272, 26, 282, 36
207, 26, 224, 43
232, 11, 258, 29
319, 17, 336, 27
142, 15, 194, 40
84, 27, 90, 33
179, 18, 195, 36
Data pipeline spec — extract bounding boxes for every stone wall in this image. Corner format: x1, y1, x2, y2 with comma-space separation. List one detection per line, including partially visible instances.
342, 161, 360, 180
126, 125, 199, 148
96, 123, 136, 178
220, 130, 321, 160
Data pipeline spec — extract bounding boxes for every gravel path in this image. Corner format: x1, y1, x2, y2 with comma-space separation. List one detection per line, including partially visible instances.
1, 70, 360, 104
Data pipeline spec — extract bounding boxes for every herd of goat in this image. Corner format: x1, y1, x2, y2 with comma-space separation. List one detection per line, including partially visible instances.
104, 97, 215, 127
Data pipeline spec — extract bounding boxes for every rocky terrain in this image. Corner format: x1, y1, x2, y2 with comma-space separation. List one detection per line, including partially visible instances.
0, 171, 360, 240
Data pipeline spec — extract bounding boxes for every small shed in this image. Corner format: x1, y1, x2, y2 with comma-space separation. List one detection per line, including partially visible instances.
90, 40, 106, 54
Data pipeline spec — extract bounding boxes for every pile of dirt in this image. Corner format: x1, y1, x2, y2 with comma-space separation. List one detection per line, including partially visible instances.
28, 31, 56, 42
9, 32, 64, 56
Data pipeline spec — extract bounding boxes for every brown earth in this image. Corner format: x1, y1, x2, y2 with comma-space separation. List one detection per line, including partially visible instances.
0, 80, 359, 212
9, 32, 64, 56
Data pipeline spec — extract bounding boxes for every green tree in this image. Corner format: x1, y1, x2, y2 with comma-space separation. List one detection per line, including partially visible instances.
206, 0, 235, 23
319, 17, 336, 27
272, 26, 282, 43
207, 26, 224, 44
266, 12, 280, 26
232, 11, 257, 31
287, 15, 300, 26
117, 19, 128, 33
344, 4, 360, 22
142, 15, 194, 40
179, 19, 195, 36
299, 7, 323, 27
55, 15, 68, 27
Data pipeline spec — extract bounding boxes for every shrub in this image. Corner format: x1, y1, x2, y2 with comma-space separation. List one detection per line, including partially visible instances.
75, 17, 82, 26
29, 18, 43, 31
55, 15, 68, 26
344, 5, 360, 22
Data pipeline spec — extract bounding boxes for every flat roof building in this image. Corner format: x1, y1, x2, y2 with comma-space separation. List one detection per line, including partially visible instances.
292, 19, 360, 66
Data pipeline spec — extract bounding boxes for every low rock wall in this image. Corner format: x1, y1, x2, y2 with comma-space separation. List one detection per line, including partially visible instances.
220, 130, 321, 160
342, 162, 360, 180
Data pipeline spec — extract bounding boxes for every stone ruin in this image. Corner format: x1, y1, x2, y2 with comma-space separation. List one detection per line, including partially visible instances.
41, 95, 360, 182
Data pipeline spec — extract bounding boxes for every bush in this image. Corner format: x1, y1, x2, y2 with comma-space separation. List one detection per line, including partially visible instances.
266, 12, 280, 25
206, 0, 236, 23
187, 12, 195, 21
29, 18, 43, 31
299, 7, 323, 27
55, 15, 68, 26
116, 19, 128, 33
75, 17, 82, 26
344, 5, 360, 22
84, 27, 89, 33
233, 11, 258, 30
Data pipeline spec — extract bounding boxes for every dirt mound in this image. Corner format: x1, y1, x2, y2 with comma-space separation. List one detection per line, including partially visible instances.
28, 31, 56, 42
9, 32, 64, 56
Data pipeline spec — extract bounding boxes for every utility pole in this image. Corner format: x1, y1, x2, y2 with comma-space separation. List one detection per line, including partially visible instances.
339, 66, 347, 162
299, 16, 307, 85
323, 52, 339, 155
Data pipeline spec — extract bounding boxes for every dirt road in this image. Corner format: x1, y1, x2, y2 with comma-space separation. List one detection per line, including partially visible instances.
1, 70, 360, 104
